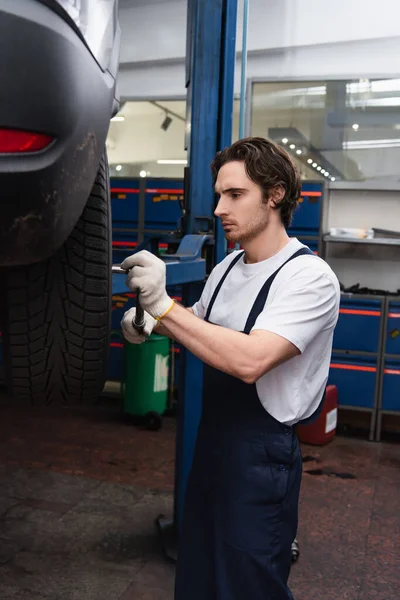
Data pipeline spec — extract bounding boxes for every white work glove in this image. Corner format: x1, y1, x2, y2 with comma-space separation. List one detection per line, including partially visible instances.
121, 250, 174, 320
121, 307, 158, 344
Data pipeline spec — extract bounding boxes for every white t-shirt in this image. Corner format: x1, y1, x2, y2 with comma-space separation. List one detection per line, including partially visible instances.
192, 238, 340, 425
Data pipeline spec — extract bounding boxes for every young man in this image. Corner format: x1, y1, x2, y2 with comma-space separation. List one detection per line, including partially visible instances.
121, 137, 340, 600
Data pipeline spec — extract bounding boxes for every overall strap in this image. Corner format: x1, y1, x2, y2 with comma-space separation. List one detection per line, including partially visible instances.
243, 247, 315, 334
205, 251, 245, 322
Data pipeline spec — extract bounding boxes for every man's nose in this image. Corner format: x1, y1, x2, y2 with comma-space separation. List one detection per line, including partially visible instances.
214, 197, 227, 217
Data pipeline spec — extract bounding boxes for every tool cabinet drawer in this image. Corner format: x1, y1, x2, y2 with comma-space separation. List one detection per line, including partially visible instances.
107, 332, 124, 381
385, 301, 400, 355
144, 178, 183, 232
381, 361, 400, 412
328, 355, 377, 409
290, 182, 322, 234
333, 297, 383, 353
111, 179, 140, 228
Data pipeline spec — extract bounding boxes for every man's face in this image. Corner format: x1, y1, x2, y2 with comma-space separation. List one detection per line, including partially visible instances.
214, 161, 271, 244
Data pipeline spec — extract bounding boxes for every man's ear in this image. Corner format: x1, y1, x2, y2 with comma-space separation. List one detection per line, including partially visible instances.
268, 184, 285, 207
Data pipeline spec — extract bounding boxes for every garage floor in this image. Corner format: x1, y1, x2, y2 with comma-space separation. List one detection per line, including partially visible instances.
0, 390, 399, 600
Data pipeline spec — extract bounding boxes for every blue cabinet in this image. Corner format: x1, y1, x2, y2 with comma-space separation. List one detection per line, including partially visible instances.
328, 355, 378, 409
107, 332, 124, 381
381, 360, 400, 412
289, 182, 323, 236
110, 177, 183, 240
111, 178, 140, 233
333, 296, 383, 354
385, 300, 400, 356
144, 178, 183, 233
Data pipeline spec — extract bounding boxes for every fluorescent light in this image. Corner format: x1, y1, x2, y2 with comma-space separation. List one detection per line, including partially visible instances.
352, 123, 359, 131
325, 172, 330, 176
277, 86, 326, 97
307, 158, 313, 164
331, 177, 336, 181
116, 165, 122, 172
289, 144, 296, 150
321, 169, 326, 175
139, 170, 147, 178
354, 97, 400, 107
111, 115, 125, 122
157, 159, 188, 165
347, 78, 400, 94
282, 138, 288, 144
316, 166, 322, 171
312, 162, 318, 168
343, 138, 400, 150
296, 149, 302, 155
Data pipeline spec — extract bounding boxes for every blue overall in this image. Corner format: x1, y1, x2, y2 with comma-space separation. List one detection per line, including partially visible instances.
175, 247, 316, 600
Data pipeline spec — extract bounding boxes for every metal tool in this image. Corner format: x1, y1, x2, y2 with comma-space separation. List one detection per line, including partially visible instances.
112, 265, 146, 335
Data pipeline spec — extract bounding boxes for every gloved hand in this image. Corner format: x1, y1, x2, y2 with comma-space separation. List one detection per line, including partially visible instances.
121, 250, 174, 320
121, 307, 158, 344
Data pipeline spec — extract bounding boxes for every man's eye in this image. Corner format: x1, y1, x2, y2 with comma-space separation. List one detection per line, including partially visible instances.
232, 193, 241, 199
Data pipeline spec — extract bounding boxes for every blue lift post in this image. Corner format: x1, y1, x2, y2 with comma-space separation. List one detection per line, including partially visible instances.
111, 0, 238, 560
155, 0, 238, 558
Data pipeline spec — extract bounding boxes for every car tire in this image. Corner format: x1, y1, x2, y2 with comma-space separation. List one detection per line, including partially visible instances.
0, 152, 111, 406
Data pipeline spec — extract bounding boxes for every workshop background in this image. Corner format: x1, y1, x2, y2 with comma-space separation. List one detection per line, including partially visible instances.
1, 0, 400, 599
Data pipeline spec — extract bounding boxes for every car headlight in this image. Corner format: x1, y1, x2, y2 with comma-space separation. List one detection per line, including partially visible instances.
56, 0, 119, 70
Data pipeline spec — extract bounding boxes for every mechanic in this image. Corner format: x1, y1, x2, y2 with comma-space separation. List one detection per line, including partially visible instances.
121, 137, 340, 600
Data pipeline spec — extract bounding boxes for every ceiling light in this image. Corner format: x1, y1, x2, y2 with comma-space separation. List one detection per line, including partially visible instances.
325, 171, 330, 176
116, 165, 122, 172
296, 149, 302, 155
111, 115, 124, 122
282, 138, 288, 144
352, 123, 359, 131
157, 159, 188, 165
331, 177, 336, 181
307, 158, 313, 164
320, 169, 326, 175
316, 166, 322, 171
312, 162, 318, 168
161, 115, 172, 131
289, 144, 296, 150
139, 170, 147, 178
343, 138, 400, 149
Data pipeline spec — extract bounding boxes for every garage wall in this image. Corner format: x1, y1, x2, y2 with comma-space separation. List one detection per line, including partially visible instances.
118, 0, 400, 99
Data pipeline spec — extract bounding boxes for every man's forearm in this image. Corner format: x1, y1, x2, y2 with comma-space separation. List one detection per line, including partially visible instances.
154, 306, 193, 340
159, 303, 263, 383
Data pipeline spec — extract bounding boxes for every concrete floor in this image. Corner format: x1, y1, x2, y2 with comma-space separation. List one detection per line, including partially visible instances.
0, 391, 399, 600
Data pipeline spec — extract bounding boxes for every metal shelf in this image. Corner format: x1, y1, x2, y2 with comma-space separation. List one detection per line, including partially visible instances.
323, 234, 400, 247
332, 349, 380, 357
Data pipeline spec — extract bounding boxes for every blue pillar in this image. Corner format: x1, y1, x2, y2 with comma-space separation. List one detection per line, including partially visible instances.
174, 0, 238, 529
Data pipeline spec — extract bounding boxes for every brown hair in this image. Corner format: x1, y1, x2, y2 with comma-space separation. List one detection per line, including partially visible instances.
211, 137, 301, 228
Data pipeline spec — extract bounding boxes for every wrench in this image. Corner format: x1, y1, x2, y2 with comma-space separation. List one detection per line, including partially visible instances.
112, 265, 146, 335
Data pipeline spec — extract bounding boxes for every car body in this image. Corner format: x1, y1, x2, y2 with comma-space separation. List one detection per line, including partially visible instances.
0, 0, 120, 266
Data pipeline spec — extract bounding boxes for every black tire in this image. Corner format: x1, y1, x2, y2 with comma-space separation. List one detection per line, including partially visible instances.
0, 152, 111, 406
144, 411, 163, 431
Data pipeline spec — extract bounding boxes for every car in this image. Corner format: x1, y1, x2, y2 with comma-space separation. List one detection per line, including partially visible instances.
0, 0, 121, 406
